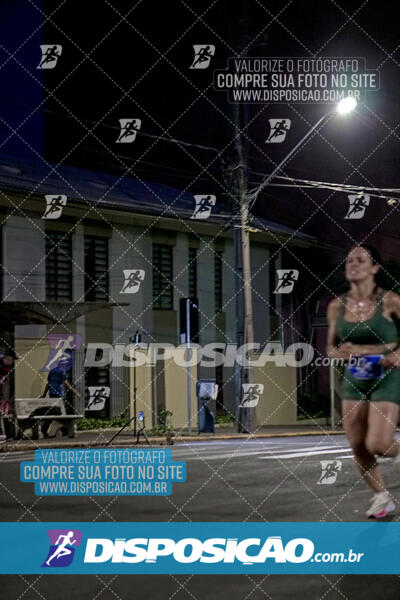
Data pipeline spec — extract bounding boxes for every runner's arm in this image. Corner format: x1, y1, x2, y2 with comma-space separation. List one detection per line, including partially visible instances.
326, 299, 354, 359
64, 380, 81, 399
379, 292, 400, 367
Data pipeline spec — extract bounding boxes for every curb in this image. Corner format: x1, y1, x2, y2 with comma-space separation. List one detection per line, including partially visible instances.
0, 430, 345, 452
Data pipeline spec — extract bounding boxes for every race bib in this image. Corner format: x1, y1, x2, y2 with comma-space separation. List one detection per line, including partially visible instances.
348, 354, 384, 380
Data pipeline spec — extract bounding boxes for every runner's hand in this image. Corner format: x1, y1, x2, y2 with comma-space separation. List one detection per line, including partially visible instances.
336, 342, 354, 359
380, 352, 400, 368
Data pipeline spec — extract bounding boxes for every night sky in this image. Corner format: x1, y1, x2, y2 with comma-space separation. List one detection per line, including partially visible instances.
1, 0, 400, 257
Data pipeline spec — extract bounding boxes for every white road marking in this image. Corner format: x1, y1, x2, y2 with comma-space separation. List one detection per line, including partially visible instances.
258, 448, 352, 459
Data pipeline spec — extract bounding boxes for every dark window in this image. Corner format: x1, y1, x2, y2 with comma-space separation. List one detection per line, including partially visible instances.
215, 357, 225, 415
214, 250, 223, 313
269, 252, 278, 313
153, 243, 173, 310
84, 235, 109, 301
188, 247, 197, 298
46, 230, 72, 301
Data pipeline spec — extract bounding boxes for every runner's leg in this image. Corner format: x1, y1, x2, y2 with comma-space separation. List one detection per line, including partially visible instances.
365, 401, 400, 458
342, 399, 386, 492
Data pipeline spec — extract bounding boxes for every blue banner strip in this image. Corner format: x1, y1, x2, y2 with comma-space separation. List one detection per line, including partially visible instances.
0, 522, 399, 574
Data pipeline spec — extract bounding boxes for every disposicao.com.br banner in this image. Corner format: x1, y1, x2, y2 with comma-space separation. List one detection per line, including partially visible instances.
0, 522, 399, 575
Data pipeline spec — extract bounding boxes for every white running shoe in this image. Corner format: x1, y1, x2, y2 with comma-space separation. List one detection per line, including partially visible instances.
366, 491, 396, 519
0, 434, 6, 444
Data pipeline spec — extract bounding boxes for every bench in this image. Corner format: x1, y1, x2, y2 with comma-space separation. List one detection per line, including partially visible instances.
14, 398, 83, 439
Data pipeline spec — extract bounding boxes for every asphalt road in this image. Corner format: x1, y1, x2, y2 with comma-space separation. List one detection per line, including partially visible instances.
1, 435, 400, 599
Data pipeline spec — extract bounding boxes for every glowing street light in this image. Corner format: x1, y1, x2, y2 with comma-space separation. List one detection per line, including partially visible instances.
337, 96, 357, 115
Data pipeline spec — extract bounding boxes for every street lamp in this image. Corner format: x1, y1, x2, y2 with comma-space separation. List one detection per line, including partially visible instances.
249, 97, 358, 202
239, 97, 357, 433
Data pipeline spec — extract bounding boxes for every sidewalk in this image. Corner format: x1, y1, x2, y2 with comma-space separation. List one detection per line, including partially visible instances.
0, 423, 345, 452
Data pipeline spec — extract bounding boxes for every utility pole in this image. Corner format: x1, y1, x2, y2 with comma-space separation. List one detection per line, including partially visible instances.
220, 0, 255, 434
232, 101, 254, 434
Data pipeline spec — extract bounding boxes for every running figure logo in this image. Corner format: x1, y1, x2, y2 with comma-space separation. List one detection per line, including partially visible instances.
86, 386, 110, 411
190, 45, 215, 69
37, 45, 62, 69
42, 529, 81, 567
317, 460, 342, 485
266, 119, 291, 143
191, 194, 216, 219
120, 269, 145, 294
240, 383, 264, 408
274, 269, 299, 294
41, 334, 82, 372
42, 195, 67, 220
116, 119, 141, 143
345, 194, 370, 219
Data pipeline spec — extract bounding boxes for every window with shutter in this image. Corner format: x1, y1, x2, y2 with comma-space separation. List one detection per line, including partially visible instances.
188, 247, 197, 299
84, 235, 109, 301
152, 243, 173, 310
45, 230, 72, 301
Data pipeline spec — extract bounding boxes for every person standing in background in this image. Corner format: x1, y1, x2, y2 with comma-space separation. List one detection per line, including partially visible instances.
0, 349, 18, 442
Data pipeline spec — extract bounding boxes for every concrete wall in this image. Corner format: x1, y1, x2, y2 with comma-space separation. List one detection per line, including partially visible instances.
14, 338, 49, 399
128, 349, 154, 429
164, 351, 198, 430
252, 354, 298, 426
3, 215, 45, 301
109, 224, 152, 416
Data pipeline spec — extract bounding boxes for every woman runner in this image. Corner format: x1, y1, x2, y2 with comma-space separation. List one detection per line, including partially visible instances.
327, 245, 400, 518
